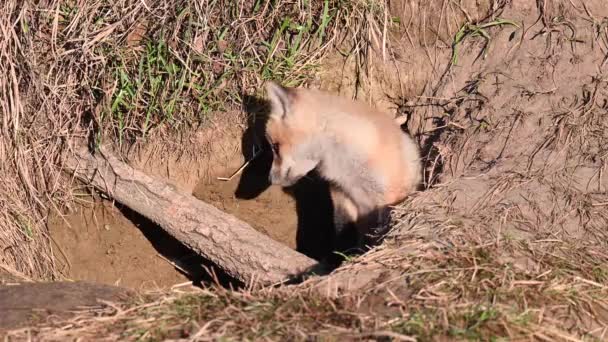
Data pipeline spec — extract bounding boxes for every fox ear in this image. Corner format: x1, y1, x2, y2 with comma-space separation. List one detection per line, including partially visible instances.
266, 81, 291, 120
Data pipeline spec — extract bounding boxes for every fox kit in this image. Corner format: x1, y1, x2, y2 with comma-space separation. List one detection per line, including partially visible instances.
264, 81, 421, 249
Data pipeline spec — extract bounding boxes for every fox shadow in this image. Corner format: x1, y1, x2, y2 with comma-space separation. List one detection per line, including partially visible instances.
234, 94, 359, 268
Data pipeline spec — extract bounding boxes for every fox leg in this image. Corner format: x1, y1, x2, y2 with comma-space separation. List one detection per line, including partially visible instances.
330, 190, 393, 252
329, 187, 360, 255
329, 187, 358, 232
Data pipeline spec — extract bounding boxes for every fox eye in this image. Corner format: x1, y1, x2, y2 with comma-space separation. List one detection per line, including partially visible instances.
271, 143, 280, 154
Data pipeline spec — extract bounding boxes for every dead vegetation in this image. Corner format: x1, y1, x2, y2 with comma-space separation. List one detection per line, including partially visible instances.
2, 0, 608, 341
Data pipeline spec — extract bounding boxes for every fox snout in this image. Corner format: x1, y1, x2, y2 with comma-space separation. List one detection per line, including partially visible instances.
268, 153, 319, 187
268, 164, 298, 187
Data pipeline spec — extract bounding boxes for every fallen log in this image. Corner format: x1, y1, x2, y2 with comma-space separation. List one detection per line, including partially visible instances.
64, 145, 318, 285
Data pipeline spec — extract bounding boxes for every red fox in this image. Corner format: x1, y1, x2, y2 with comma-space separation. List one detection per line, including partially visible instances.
264, 81, 421, 249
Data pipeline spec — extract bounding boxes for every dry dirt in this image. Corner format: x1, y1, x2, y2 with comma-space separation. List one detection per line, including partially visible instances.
192, 161, 299, 250
48, 200, 192, 290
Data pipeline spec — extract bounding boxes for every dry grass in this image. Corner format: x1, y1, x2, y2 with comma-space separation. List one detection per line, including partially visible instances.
0, 0, 390, 280
5, 230, 607, 340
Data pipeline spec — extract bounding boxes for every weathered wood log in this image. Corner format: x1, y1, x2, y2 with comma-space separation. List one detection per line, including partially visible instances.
64, 145, 318, 285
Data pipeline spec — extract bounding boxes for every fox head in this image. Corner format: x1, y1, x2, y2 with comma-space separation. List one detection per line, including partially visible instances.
264, 81, 322, 187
